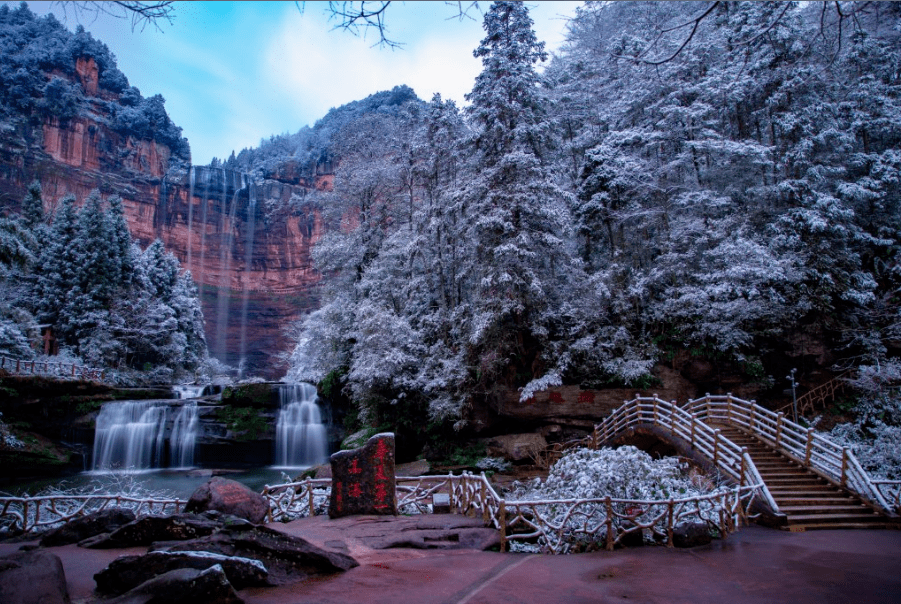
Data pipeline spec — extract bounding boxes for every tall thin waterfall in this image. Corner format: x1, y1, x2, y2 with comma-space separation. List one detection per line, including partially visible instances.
238, 181, 257, 374
92, 402, 167, 472
275, 383, 328, 468
169, 402, 198, 469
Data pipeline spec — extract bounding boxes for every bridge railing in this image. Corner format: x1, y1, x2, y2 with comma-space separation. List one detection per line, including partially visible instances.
0, 356, 105, 382
684, 394, 893, 513
872, 481, 901, 513
589, 396, 779, 514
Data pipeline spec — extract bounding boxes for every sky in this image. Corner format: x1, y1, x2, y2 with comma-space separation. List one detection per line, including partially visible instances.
15, 1, 583, 165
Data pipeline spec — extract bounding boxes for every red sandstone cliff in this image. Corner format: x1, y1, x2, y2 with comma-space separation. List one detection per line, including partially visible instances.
0, 57, 323, 378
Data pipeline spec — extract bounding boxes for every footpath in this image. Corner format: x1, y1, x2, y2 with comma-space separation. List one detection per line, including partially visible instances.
2, 517, 899, 604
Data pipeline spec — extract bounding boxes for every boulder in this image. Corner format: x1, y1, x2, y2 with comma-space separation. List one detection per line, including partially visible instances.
83, 513, 221, 548
40, 508, 136, 547
485, 433, 548, 462
95, 550, 268, 596
106, 565, 243, 604
0, 550, 70, 604
396, 459, 430, 476
185, 477, 269, 524
158, 524, 358, 586
672, 522, 713, 548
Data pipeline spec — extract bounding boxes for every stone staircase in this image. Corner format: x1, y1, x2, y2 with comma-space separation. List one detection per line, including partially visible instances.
713, 425, 897, 531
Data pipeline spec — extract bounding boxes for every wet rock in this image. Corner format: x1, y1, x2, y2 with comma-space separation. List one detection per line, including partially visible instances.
106, 565, 243, 604
0, 550, 70, 604
672, 522, 713, 548
94, 550, 268, 595
40, 508, 136, 547
157, 525, 358, 586
329, 433, 397, 518
396, 459, 430, 476
185, 477, 269, 524
371, 527, 500, 551
83, 513, 220, 548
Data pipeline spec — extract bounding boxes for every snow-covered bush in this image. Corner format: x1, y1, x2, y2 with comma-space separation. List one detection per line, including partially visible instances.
509, 446, 711, 502
827, 361, 901, 479
507, 446, 727, 552
0, 412, 24, 450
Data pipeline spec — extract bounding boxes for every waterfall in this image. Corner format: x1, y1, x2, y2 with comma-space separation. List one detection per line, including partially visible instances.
238, 180, 257, 374
172, 384, 209, 399
169, 402, 198, 469
187, 165, 196, 274
92, 402, 168, 472
275, 383, 328, 468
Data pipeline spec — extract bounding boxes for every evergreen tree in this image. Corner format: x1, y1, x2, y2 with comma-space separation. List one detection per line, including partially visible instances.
462, 0, 575, 390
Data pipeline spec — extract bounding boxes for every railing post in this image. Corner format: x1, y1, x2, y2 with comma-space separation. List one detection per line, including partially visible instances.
727, 394, 733, 423
667, 499, 675, 547
804, 428, 814, 465
776, 413, 784, 447
748, 404, 756, 434
481, 479, 489, 524
307, 478, 315, 516
670, 401, 676, 437
499, 500, 507, 552
841, 448, 848, 487
690, 415, 696, 450
605, 497, 614, 551
653, 399, 659, 425
713, 429, 720, 466
739, 448, 747, 486
705, 394, 711, 419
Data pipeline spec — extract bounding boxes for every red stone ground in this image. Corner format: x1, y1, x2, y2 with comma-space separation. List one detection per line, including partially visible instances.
2, 519, 899, 603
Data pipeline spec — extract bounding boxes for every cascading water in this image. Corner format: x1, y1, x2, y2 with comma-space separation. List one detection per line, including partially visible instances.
169, 402, 198, 469
275, 383, 328, 468
92, 402, 168, 472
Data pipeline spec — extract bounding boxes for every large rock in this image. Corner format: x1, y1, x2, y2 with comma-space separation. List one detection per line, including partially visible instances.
40, 508, 136, 547
106, 565, 243, 604
0, 550, 70, 604
485, 433, 548, 462
158, 525, 358, 586
672, 522, 713, 548
94, 550, 268, 596
82, 513, 222, 548
185, 477, 269, 523
329, 433, 397, 518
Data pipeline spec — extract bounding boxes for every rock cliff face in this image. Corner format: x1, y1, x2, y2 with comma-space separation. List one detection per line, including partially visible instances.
0, 57, 323, 378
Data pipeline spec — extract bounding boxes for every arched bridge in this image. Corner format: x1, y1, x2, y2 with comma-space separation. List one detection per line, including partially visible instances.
551, 394, 899, 531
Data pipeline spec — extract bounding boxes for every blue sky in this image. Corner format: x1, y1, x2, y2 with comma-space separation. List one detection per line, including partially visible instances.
17, 1, 582, 165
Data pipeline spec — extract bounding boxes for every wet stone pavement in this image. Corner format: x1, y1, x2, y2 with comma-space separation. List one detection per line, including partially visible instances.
1, 517, 899, 604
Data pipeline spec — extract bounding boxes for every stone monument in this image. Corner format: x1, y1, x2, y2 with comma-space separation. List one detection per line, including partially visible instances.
328, 433, 397, 518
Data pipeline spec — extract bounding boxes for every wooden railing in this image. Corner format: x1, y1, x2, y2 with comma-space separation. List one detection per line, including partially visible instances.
0, 494, 184, 535
872, 480, 901, 513
777, 371, 852, 418
261, 471, 758, 554
587, 395, 779, 514
684, 394, 893, 513
0, 356, 105, 382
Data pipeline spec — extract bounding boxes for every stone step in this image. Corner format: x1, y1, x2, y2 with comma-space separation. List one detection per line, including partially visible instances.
785, 512, 883, 523
786, 522, 898, 531
774, 497, 858, 506
780, 505, 873, 514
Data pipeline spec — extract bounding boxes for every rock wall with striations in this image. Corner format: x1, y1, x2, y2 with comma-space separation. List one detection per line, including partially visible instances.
0, 57, 323, 378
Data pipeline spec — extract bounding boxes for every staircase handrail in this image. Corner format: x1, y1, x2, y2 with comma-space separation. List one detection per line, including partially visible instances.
777, 370, 853, 417
591, 395, 779, 513
683, 394, 893, 513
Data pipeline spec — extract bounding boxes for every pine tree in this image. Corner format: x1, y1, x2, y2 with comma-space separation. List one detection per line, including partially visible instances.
462, 0, 575, 388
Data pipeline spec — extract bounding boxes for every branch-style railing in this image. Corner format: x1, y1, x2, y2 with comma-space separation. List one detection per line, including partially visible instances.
261, 471, 755, 554
0, 494, 184, 535
587, 396, 779, 514
684, 394, 893, 513
0, 356, 105, 382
